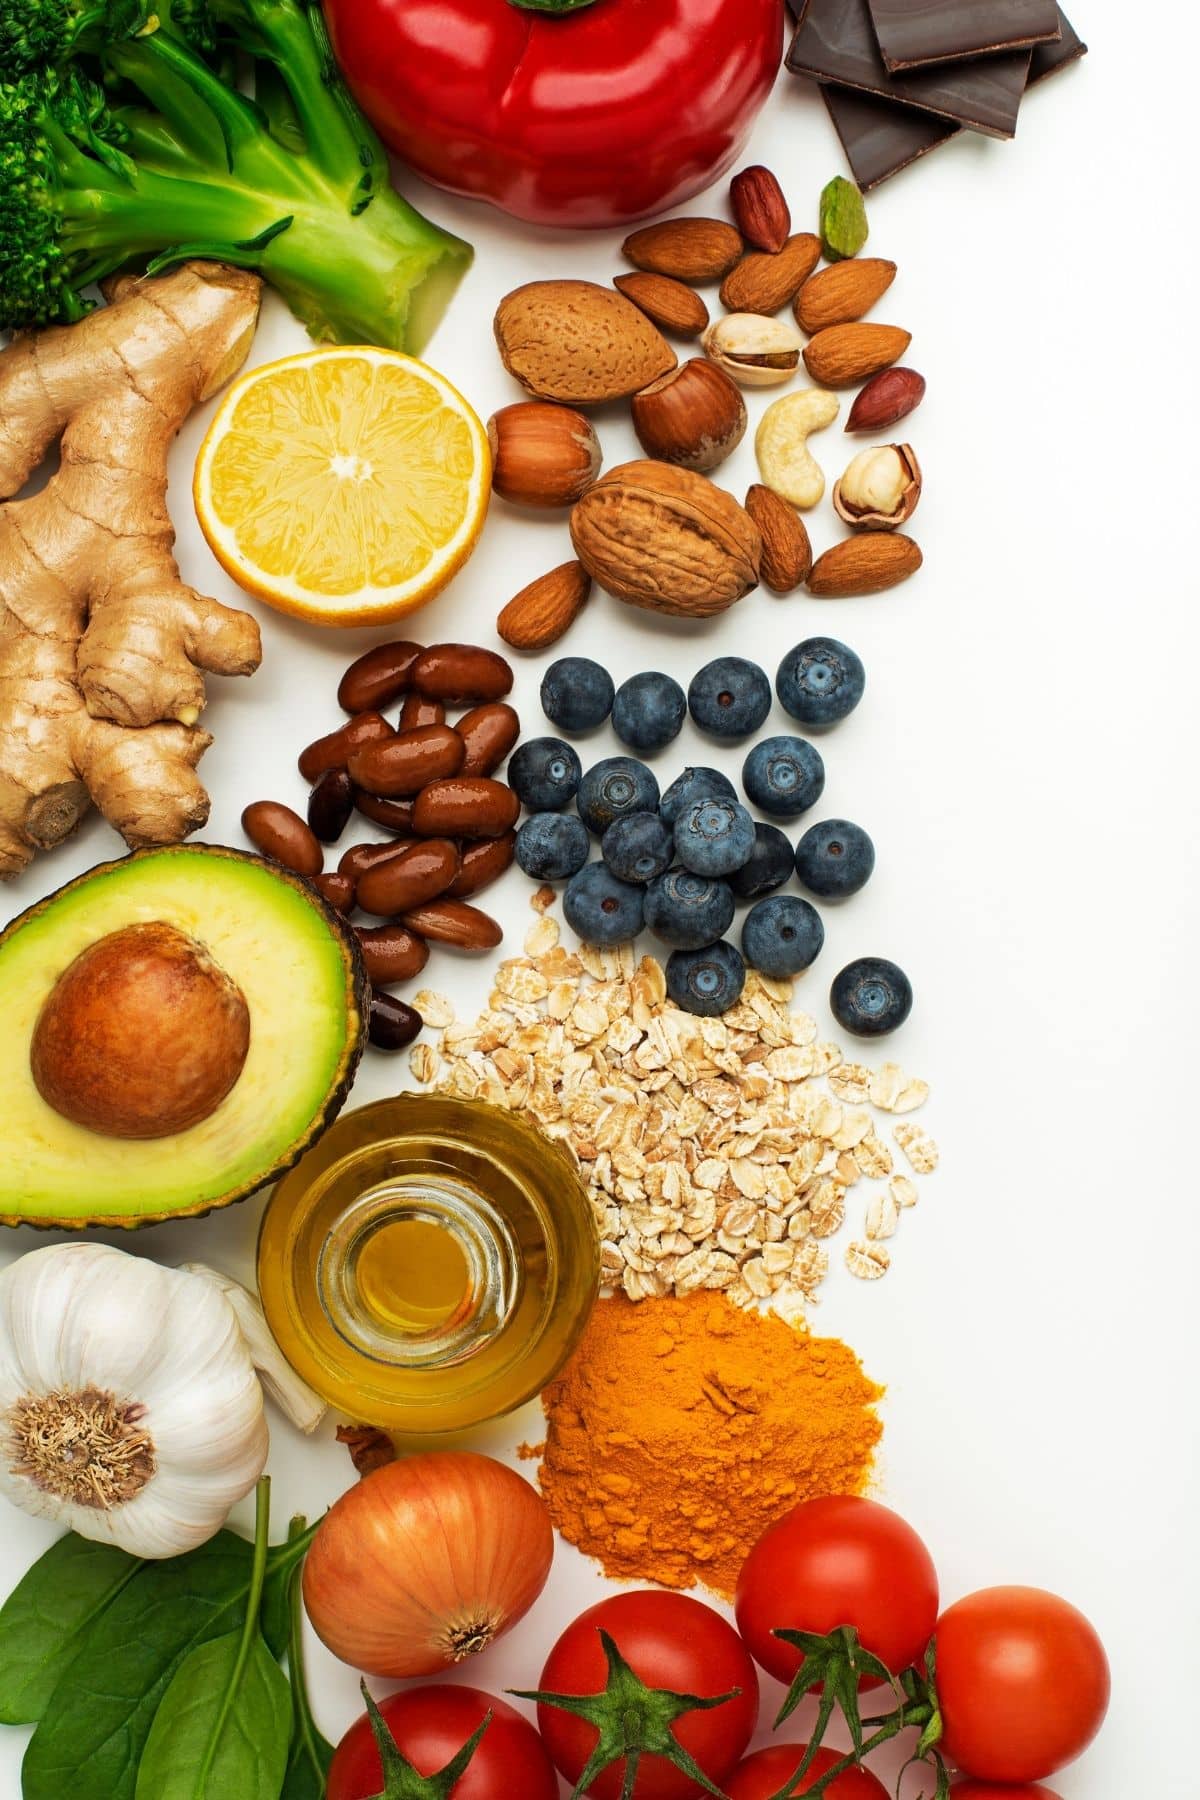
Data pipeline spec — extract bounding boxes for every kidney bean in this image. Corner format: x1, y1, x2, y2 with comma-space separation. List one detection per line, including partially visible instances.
413, 777, 520, 840
368, 990, 424, 1051
353, 791, 415, 833
299, 711, 394, 783
242, 801, 323, 877
399, 692, 446, 730
355, 924, 429, 985
446, 832, 516, 899
348, 725, 465, 798
337, 641, 423, 714
455, 702, 521, 779
314, 871, 356, 914
338, 839, 416, 882
410, 644, 514, 705
357, 839, 460, 917
307, 768, 355, 843
400, 899, 503, 951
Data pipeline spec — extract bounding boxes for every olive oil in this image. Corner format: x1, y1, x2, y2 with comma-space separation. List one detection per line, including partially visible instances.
257, 1094, 599, 1433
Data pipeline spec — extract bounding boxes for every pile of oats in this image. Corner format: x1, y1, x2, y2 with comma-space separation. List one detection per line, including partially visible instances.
407, 909, 938, 1315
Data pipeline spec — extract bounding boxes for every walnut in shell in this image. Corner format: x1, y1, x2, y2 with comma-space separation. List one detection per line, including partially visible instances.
494, 280, 676, 405
569, 460, 761, 618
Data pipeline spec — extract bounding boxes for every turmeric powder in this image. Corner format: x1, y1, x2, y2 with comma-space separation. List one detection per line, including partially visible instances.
532, 1293, 882, 1598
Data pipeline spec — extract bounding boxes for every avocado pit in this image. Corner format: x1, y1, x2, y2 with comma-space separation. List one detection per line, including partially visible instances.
31, 921, 251, 1139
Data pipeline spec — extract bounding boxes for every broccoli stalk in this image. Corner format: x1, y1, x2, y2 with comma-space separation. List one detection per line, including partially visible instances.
0, 0, 473, 350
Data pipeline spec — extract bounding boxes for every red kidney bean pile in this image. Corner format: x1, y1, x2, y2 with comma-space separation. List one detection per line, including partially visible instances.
241, 642, 520, 1051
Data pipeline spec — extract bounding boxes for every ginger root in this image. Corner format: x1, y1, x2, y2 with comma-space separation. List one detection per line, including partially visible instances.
0, 262, 264, 879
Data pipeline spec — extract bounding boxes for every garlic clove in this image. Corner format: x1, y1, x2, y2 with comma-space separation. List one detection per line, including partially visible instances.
182, 1262, 326, 1434
832, 444, 922, 530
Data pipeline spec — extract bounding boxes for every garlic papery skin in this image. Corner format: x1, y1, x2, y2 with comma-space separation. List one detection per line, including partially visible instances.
0, 1243, 269, 1559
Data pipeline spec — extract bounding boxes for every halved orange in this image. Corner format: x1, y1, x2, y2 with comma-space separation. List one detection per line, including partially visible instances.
194, 346, 490, 626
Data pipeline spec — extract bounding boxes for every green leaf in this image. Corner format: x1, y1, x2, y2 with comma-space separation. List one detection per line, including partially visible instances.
134, 1630, 291, 1800
0, 1534, 142, 1725
23, 1524, 313, 1800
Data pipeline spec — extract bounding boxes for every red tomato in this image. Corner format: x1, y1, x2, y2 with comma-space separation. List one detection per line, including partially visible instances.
727, 1744, 889, 1798
535, 1590, 759, 1799
951, 1786, 1063, 1799
937, 1587, 1110, 1783
326, 1684, 558, 1800
734, 1496, 939, 1687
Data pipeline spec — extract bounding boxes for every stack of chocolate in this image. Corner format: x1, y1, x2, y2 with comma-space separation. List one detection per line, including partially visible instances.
787, 0, 1087, 189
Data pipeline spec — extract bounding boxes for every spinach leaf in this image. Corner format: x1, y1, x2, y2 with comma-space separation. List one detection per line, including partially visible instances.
281, 1518, 333, 1800
134, 1632, 291, 1800
23, 1519, 313, 1800
0, 1535, 142, 1725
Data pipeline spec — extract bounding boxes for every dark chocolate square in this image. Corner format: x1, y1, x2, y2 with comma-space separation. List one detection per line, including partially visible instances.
788, 0, 1032, 138
866, 0, 1061, 72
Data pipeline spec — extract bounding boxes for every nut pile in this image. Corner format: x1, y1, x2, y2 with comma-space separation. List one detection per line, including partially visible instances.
489, 163, 926, 648
408, 908, 936, 1313
242, 640, 521, 1051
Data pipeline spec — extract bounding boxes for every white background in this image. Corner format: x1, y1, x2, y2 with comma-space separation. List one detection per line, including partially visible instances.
1, 2, 1197, 1792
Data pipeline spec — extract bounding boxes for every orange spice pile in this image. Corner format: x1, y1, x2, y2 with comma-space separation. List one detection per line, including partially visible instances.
530, 1292, 882, 1597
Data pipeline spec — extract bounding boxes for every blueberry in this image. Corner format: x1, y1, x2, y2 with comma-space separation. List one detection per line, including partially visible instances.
601, 812, 673, 885
795, 819, 875, 900
644, 870, 735, 950
674, 796, 756, 877
729, 823, 796, 900
515, 812, 590, 882
741, 895, 824, 978
831, 957, 913, 1037
563, 863, 646, 946
507, 737, 582, 812
659, 765, 738, 828
666, 941, 746, 1017
776, 637, 865, 729
611, 671, 687, 754
540, 657, 615, 733
687, 657, 772, 739
576, 757, 660, 835
742, 735, 825, 819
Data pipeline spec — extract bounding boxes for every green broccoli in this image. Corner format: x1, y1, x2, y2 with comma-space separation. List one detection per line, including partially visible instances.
0, 0, 473, 350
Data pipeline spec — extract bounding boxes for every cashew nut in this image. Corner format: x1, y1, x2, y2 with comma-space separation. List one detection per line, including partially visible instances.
755, 387, 840, 509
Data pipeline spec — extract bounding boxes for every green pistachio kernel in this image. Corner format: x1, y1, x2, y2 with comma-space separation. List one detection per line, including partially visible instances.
819, 176, 869, 262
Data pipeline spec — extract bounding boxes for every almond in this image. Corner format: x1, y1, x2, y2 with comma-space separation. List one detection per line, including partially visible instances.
622, 217, 744, 283
494, 280, 676, 405
794, 258, 898, 334
614, 272, 709, 338
730, 166, 792, 253
497, 561, 592, 650
720, 233, 822, 317
803, 323, 911, 388
745, 484, 813, 592
807, 533, 922, 597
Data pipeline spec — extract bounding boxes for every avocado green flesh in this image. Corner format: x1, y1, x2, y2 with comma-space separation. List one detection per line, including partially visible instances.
0, 848, 361, 1222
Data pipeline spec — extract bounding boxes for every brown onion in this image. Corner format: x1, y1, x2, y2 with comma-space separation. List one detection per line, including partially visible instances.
302, 1450, 553, 1677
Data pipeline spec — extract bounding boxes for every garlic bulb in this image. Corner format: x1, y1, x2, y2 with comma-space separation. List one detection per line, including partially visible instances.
0, 1243, 323, 1559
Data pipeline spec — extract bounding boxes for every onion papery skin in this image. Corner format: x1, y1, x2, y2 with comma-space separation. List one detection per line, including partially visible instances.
302, 1450, 554, 1677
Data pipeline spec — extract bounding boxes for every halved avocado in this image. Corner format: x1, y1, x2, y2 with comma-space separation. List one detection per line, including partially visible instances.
0, 844, 367, 1228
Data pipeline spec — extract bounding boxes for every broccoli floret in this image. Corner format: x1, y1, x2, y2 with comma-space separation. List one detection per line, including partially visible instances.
0, 0, 472, 350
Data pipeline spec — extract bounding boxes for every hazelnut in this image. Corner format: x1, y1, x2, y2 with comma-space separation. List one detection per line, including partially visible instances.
631, 358, 747, 473
487, 401, 602, 508
832, 444, 922, 530
701, 313, 804, 387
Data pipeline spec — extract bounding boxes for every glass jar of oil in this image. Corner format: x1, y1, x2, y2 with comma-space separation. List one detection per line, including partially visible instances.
257, 1094, 599, 1434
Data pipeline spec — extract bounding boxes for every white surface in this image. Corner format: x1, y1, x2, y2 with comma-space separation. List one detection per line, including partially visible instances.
1, 4, 1197, 1793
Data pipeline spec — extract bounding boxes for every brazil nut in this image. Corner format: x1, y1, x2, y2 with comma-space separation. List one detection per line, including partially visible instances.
412, 778, 520, 839
307, 767, 354, 843
241, 801, 323, 877
400, 899, 504, 951
299, 711, 394, 783
355, 924, 430, 985
446, 832, 517, 899
455, 702, 521, 779
410, 644, 514, 705
348, 725, 465, 798
356, 839, 460, 917
337, 641, 423, 714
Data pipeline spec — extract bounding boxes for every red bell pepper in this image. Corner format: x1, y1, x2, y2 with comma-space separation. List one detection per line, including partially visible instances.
323, 0, 784, 229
